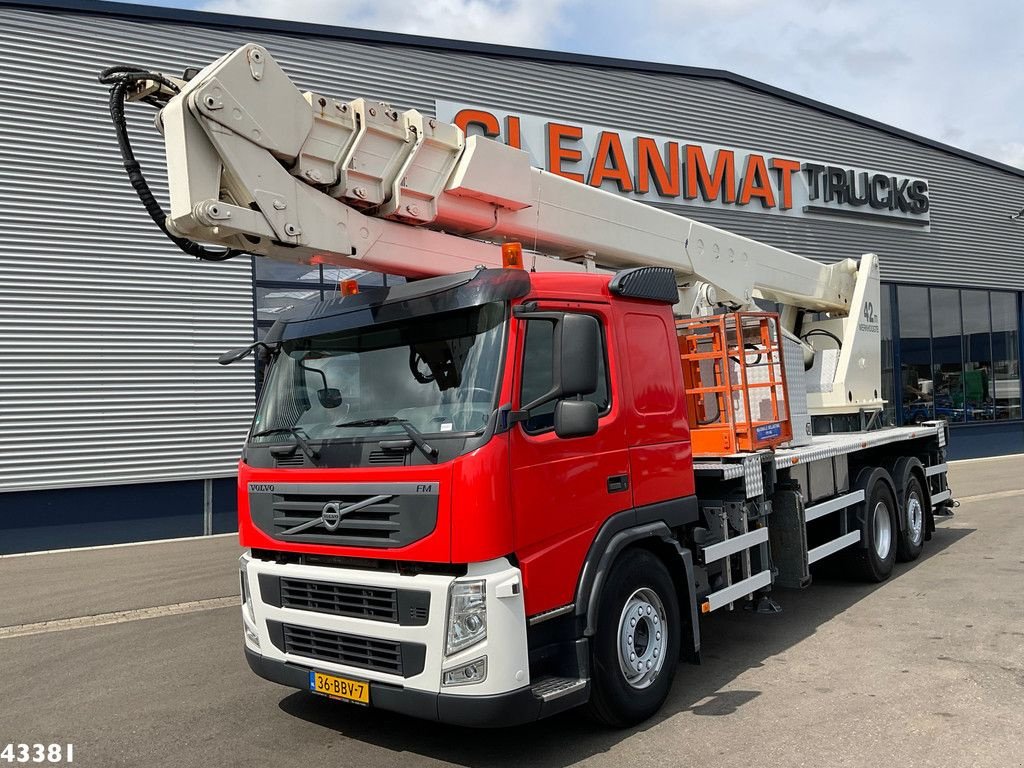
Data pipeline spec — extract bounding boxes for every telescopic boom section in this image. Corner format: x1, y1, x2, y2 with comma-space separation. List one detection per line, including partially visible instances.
148, 44, 864, 316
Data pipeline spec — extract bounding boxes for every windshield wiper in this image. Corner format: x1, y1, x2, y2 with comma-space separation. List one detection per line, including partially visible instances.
250, 426, 320, 461
332, 417, 438, 458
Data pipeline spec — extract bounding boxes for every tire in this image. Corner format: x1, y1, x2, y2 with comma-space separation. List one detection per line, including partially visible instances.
850, 474, 898, 582
587, 548, 680, 728
896, 474, 926, 562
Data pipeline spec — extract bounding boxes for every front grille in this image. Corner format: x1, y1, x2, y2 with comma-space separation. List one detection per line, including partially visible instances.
281, 578, 398, 622
247, 482, 439, 549
273, 493, 401, 542
282, 624, 404, 675
259, 574, 431, 626
274, 454, 306, 468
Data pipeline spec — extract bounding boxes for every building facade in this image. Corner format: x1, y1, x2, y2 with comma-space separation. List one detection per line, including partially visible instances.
1, 0, 1022, 553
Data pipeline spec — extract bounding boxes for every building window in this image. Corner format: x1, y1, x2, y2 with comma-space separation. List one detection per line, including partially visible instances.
895, 285, 1021, 426
991, 291, 1021, 420
898, 285, 933, 424
962, 289, 992, 421
930, 287, 964, 423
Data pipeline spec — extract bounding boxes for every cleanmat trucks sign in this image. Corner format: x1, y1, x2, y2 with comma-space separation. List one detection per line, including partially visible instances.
436, 101, 930, 228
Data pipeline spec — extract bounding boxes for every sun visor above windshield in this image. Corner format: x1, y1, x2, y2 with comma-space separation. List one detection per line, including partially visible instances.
265, 268, 531, 344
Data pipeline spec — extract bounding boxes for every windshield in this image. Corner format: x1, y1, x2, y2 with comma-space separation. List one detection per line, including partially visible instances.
251, 302, 507, 443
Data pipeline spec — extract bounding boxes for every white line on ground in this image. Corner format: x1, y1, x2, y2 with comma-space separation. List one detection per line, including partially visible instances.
0, 596, 240, 640
949, 452, 1024, 465
0, 533, 237, 559
955, 488, 1024, 504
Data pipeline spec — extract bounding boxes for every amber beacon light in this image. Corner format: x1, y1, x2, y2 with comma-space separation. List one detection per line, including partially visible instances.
501, 242, 524, 270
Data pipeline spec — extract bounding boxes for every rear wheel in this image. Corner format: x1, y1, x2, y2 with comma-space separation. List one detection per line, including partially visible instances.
850, 474, 898, 582
588, 549, 680, 727
896, 475, 926, 562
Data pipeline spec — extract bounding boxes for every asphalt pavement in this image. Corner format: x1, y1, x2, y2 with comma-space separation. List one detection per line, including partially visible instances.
1, 456, 1022, 768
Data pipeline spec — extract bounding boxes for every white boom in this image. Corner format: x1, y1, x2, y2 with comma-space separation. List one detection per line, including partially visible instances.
133, 43, 883, 417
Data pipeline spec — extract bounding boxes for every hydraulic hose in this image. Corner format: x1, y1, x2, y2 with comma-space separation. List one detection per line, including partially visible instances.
98, 65, 246, 262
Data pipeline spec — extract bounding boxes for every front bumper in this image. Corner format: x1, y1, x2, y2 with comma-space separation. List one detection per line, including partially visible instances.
241, 552, 537, 726
244, 646, 542, 727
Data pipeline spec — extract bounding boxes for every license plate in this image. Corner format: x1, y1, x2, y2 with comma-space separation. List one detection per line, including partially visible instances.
309, 671, 370, 704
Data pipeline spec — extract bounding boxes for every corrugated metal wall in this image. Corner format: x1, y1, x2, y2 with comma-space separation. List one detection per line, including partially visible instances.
0, 3, 1022, 493
0, 5, 255, 492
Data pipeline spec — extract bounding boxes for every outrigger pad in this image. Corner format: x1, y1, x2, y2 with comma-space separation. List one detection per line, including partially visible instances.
747, 595, 783, 615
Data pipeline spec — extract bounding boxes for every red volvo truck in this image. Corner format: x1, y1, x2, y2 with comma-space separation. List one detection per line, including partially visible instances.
100, 45, 954, 727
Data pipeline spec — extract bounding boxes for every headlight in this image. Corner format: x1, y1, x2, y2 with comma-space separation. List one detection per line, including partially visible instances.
446, 579, 487, 655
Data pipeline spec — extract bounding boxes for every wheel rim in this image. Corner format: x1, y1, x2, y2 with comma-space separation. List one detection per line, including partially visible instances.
616, 587, 668, 690
907, 491, 924, 544
873, 500, 893, 560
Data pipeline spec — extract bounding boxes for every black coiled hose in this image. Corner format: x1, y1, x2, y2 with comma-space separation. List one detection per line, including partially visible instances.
98, 65, 245, 262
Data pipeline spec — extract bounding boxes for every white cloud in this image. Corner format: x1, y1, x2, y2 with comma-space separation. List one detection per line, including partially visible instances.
202, 0, 574, 47
606, 0, 1024, 169
196, 0, 1024, 169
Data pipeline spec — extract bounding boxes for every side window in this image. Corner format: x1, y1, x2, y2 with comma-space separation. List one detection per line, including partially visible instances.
520, 315, 610, 434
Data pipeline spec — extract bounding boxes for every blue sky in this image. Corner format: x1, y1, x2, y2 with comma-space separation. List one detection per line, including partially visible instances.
120, 0, 1023, 169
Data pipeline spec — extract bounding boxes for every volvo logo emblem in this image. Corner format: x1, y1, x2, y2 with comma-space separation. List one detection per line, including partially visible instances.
321, 501, 343, 531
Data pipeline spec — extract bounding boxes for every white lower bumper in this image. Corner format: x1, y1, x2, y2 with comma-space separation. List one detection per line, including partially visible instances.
241, 552, 530, 698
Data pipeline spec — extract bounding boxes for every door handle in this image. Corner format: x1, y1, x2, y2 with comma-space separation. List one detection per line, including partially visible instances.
607, 474, 629, 493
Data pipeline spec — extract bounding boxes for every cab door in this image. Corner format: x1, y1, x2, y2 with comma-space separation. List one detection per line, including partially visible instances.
508, 301, 631, 616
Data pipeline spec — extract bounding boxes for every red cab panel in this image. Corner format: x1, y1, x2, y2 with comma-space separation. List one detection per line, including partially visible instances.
449, 434, 514, 563
615, 305, 695, 506
507, 295, 633, 616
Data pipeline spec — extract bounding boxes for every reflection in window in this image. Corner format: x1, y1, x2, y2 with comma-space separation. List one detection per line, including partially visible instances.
930, 288, 964, 423
252, 303, 507, 439
962, 290, 993, 420
991, 292, 1021, 420
319, 268, 372, 293
320, 267, 388, 285
254, 259, 322, 282
880, 286, 895, 426
898, 286, 933, 424
895, 285, 1021, 426
255, 286, 323, 324
253, 264, 430, 401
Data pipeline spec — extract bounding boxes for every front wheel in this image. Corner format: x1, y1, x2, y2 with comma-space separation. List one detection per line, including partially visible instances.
587, 549, 680, 727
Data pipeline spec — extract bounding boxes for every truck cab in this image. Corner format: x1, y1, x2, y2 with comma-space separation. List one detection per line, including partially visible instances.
239, 266, 701, 725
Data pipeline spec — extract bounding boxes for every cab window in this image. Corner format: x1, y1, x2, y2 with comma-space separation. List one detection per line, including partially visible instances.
519, 315, 610, 434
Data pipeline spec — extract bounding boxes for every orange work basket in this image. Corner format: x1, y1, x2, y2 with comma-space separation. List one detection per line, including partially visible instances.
676, 312, 793, 456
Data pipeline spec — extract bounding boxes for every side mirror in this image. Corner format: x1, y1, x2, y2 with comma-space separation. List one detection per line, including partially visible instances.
317, 388, 344, 409
218, 346, 254, 365
218, 341, 275, 366
558, 314, 599, 398
554, 399, 599, 439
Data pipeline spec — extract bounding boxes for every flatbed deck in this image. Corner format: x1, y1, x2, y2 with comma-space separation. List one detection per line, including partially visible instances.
693, 422, 946, 480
